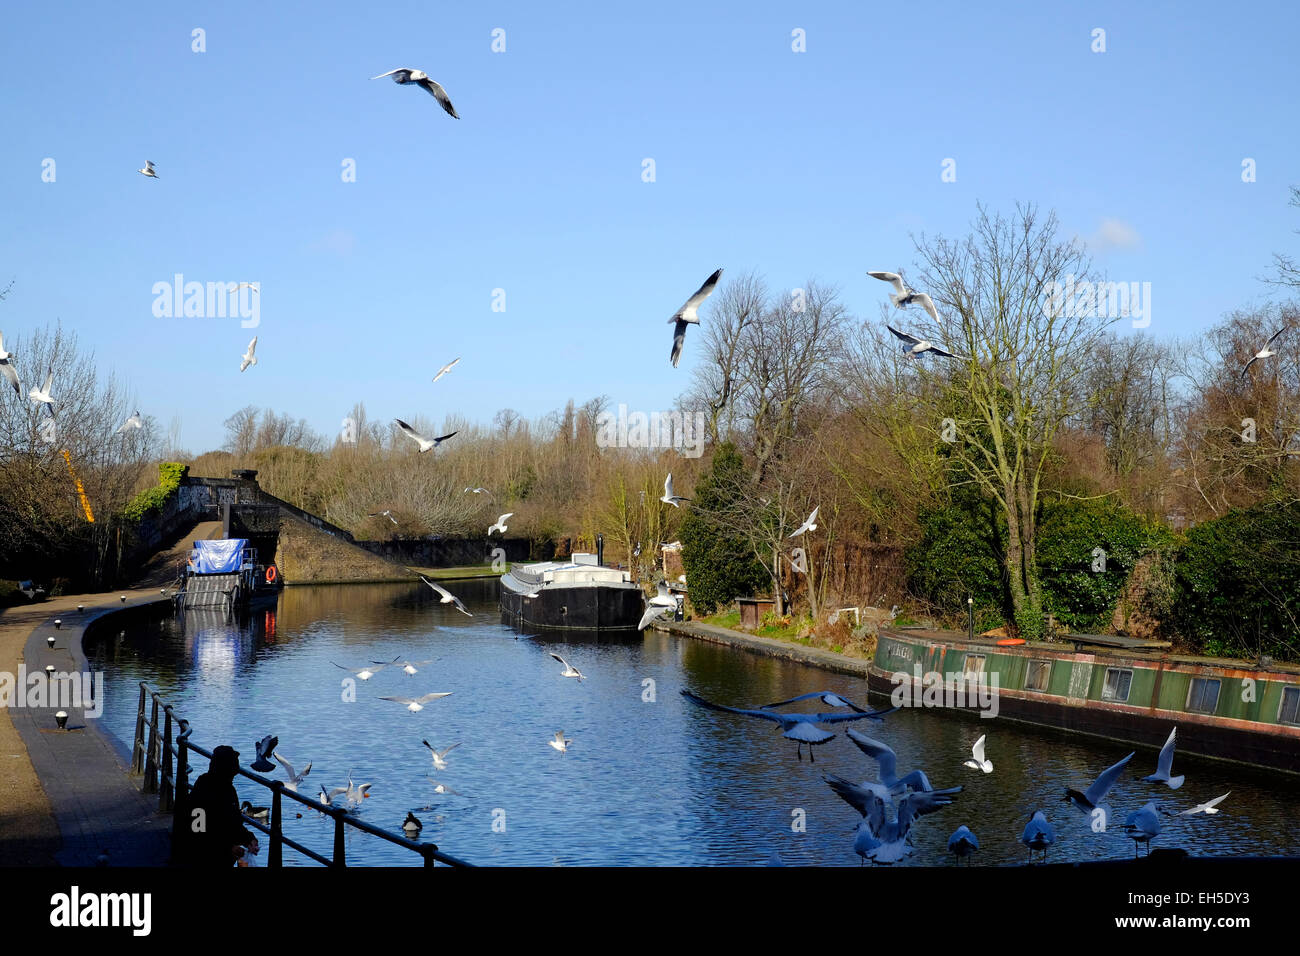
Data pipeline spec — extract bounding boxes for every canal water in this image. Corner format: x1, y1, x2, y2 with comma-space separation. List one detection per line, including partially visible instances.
85, 580, 1300, 866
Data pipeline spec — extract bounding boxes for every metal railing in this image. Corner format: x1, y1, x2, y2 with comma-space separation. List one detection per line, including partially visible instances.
132, 682, 471, 867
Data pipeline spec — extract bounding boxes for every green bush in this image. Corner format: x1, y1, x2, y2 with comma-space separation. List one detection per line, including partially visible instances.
1035, 497, 1169, 631
905, 485, 1005, 617
1168, 501, 1300, 660
679, 443, 769, 615
122, 462, 188, 522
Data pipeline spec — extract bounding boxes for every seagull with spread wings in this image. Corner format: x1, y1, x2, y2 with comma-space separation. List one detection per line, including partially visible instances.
844, 727, 939, 793
668, 268, 722, 367
789, 507, 819, 538
379, 692, 454, 713
1064, 751, 1134, 813
660, 473, 690, 508
0, 332, 20, 396
1242, 327, 1287, 379
885, 324, 963, 360
371, 68, 459, 118
239, 337, 258, 372
117, 410, 144, 435
138, 160, 159, 179
1143, 726, 1185, 789
420, 575, 472, 616
681, 690, 898, 762
422, 740, 461, 771
488, 513, 513, 536
824, 772, 963, 864
433, 357, 461, 382
395, 418, 457, 453
868, 270, 939, 320
962, 734, 993, 774
273, 752, 312, 792
28, 368, 55, 415
550, 652, 585, 682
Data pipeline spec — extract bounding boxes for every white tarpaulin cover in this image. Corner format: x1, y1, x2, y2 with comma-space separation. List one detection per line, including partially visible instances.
192, 539, 248, 573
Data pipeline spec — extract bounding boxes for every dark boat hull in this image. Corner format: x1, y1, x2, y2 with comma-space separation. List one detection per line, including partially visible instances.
499, 580, 643, 631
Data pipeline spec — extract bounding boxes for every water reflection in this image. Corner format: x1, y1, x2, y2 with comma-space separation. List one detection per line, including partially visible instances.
84, 580, 1300, 866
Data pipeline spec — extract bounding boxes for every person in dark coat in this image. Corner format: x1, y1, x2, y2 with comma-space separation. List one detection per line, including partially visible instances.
183, 745, 259, 866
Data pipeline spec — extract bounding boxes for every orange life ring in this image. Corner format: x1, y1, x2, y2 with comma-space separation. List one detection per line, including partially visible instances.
996, 638, 1025, 646
265, 565, 278, 584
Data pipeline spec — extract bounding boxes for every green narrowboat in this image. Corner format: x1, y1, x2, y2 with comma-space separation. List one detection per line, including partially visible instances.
868, 627, 1300, 774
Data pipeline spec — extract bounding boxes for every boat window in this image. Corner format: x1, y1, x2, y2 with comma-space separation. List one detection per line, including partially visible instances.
1101, 668, 1132, 702
1025, 659, 1052, 692
962, 654, 986, 678
1186, 677, 1221, 715
1279, 686, 1300, 725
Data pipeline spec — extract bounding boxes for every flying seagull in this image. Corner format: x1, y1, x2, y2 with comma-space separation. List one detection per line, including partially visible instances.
420, 575, 472, 616
488, 513, 513, 536
637, 581, 677, 631
386, 658, 436, 676
138, 160, 159, 179
844, 727, 937, 793
1122, 801, 1162, 857
371, 68, 459, 118
1020, 810, 1055, 863
789, 506, 819, 538
368, 510, 399, 525
668, 268, 723, 367
251, 734, 279, 772
1064, 751, 1134, 813
240, 337, 257, 372
332, 657, 400, 681
432, 357, 461, 382
550, 652, 586, 682
379, 692, 454, 713
426, 778, 462, 797
1179, 791, 1231, 816
1241, 327, 1287, 380
681, 690, 897, 762
117, 410, 144, 435
233, 282, 259, 293
868, 270, 939, 320
29, 368, 54, 414
395, 418, 457, 453
0, 332, 19, 396
422, 740, 461, 771
549, 731, 571, 754
885, 324, 962, 359
824, 773, 962, 865
1143, 726, 1185, 789
962, 734, 993, 774
660, 473, 690, 508
947, 825, 980, 864
464, 486, 494, 501
759, 691, 874, 714
273, 752, 312, 792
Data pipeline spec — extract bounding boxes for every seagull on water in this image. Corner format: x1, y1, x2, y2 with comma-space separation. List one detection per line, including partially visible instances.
138, 160, 159, 179
1064, 751, 1134, 813
420, 575, 472, 616
403, 811, 423, 834
759, 690, 874, 714
844, 727, 937, 793
1122, 801, 1162, 856
117, 410, 144, 435
948, 825, 980, 864
239, 337, 257, 372
422, 740, 461, 771
379, 692, 453, 713
637, 580, 677, 631
1143, 727, 1185, 789
963, 734, 993, 774
332, 657, 400, 680
395, 418, 456, 453
668, 268, 723, 367
426, 778, 461, 797
1242, 327, 1287, 380
549, 731, 571, 753
368, 510, 399, 525
824, 773, 962, 865
0, 332, 20, 396
660, 473, 690, 508
432, 357, 461, 382
272, 752, 312, 792
1021, 810, 1055, 863
681, 690, 898, 762
252, 734, 279, 772
1179, 791, 1231, 816
550, 652, 585, 681
29, 368, 55, 414
868, 270, 939, 321
488, 513, 513, 536
371, 69, 460, 119
885, 324, 962, 359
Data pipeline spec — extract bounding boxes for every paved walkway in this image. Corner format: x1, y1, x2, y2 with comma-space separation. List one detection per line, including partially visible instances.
651, 618, 874, 677
0, 590, 174, 866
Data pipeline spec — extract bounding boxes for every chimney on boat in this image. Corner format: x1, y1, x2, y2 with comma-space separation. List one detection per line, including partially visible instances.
596, 533, 604, 567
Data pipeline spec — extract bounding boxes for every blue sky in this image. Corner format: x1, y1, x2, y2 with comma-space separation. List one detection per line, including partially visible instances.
2, 0, 1297, 452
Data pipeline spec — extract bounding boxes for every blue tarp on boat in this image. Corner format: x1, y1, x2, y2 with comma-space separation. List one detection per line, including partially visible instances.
191, 538, 249, 573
